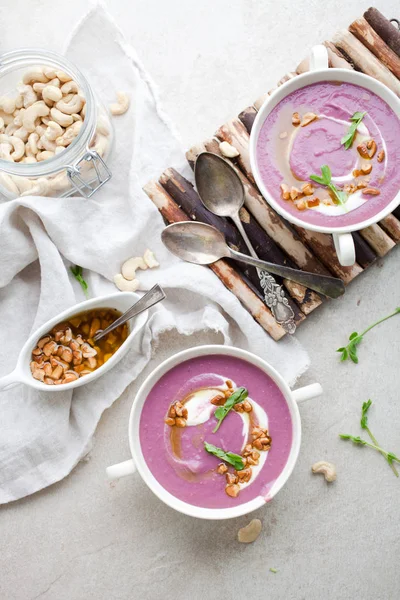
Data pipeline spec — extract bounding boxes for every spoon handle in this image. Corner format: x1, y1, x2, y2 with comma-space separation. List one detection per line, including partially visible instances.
93, 284, 166, 342
232, 215, 296, 333
228, 248, 345, 299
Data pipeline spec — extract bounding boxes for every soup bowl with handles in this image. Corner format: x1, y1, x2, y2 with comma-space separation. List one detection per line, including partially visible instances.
0, 291, 149, 393
249, 45, 400, 267
106, 344, 323, 520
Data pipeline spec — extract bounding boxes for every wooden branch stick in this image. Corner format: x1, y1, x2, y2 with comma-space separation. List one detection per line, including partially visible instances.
158, 166, 305, 324
238, 107, 257, 135
352, 232, 377, 268
358, 224, 396, 257
379, 215, 400, 243
331, 30, 400, 96
185, 140, 320, 316
143, 180, 285, 340
349, 17, 400, 79
216, 119, 254, 183
364, 7, 400, 57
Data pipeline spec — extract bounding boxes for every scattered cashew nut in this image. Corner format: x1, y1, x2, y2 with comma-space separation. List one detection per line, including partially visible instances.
143, 249, 159, 268
113, 274, 140, 292
219, 141, 240, 158
311, 461, 336, 483
121, 256, 148, 281
109, 92, 130, 115
237, 519, 262, 543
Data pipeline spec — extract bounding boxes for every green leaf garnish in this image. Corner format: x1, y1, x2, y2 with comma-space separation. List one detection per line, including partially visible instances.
309, 165, 348, 209
204, 441, 245, 470
269, 568, 278, 574
213, 386, 248, 433
337, 308, 400, 364
70, 265, 89, 299
341, 111, 367, 150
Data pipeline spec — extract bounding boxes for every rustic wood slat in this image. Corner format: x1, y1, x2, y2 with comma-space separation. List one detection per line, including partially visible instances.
238, 107, 257, 135
379, 215, 400, 243
358, 224, 396, 257
352, 232, 377, 268
332, 30, 400, 95
364, 7, 400, 57
143, 180, 285, 340
216, 119, 255, 183
349, 17, 400, 79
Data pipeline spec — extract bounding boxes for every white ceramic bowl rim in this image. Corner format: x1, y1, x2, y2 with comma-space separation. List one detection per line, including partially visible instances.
129, 345, 302, 520
249, 67, 400, 234
0, 291, 148, 392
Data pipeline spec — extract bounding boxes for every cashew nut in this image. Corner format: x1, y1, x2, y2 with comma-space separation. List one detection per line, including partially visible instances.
143, 249, 159, 268
36, 150, 55, 162
7, 136, 25, 161
60, 80, 79, 95
13, 127, 29, 143
109, 92, 130, 115
5, 122, 19, 136
0, 96, 16, 114
22, 68, 48, 85
71, 113, 83, 122
219, 141, 240, 158
56, 71, 72, 83
55, 121, 82, 147
11, 175, 35, 195
237, 519, 262, 544
35, 124, 47, 138
121, 256, 147, 281
45, 121, 63, 141
0, 142, 13, 161
26, 132, 39, 155
15, 94, 24, 109
0, 110, 14, 126
50, 107, 73, 128
21, 156, 37, 164
91, 133, 108, 157
21, 177, 50, 197
49, 171, 70, 193
42, 85, 62, 105
311, 461, 336, 483
114, 274, 140, 292
96, 115, 110, 136
0, 117, 4, 131
23, 101, 50, 133
0, 172, 19, 194
55, 94, 84, 115
17, 85, 38, 109
39, 134, 56, 152
13, 108, 25, 127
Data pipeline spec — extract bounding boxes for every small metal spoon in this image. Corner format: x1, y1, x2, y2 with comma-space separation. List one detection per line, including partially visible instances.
161, 222, 345, 299
93, 284, 165, 342
195, 151, 296, 333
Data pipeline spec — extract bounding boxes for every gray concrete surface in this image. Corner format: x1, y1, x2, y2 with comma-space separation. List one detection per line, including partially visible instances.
1, 1, 400, 599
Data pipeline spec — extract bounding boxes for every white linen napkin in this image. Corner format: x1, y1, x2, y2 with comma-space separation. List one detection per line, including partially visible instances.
0, 4, 309, 503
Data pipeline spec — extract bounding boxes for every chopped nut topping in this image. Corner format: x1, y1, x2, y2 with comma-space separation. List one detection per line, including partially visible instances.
362, 187, 380, 196
295, 199, 307, 211
302, 183, 314, 196
292, 112, 301, 126
366, 139, 377, 157
175, 417, 186, 428
280, 183, 290, 200
377, 149, 385, 163
361, 164, 372, 175
225, 483, 240, 498
226, 380, 233, 389
290, 186, 301, 200
236, 467, 252, 483
226, 472, 239, 485
242, 400, 252, 413
357, 143, 370, 159
164, 417, 175, 426
234, 402, 245, 413
279, 131, 288, 139
307, 198, 320, 208
210, 394, 225, 406
166, 401, 188, 427
300, 112, 318, 127
216, 463, 228, 475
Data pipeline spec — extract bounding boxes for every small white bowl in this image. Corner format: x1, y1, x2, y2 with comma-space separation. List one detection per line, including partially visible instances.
0, 292, 148, 392
106, 345, 323, 520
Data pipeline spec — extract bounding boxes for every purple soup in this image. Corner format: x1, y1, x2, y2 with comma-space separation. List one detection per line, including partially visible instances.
139, 355, 293, 509
256, 81, 400, 228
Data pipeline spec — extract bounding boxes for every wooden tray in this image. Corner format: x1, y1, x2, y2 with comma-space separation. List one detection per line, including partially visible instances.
143, 7, 400, 341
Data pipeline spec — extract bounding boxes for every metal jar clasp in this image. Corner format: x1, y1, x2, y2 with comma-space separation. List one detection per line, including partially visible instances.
67, 150, 112, 198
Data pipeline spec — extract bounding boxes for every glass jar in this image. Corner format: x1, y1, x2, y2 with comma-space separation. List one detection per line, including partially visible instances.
0, 49, 113, 199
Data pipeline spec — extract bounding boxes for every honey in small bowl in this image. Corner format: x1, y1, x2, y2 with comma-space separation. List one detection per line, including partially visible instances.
30, 308, 128, 385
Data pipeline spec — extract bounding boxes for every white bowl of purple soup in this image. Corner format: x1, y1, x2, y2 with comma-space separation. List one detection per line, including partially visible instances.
106, 345, 323, 520
249, 45, 400, 266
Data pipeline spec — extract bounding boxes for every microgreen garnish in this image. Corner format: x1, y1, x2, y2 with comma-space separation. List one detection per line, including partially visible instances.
269, 568, 278, 574
204, 441, 245, 470
339, 400, 400, 477
341, 111, 367, 150
213, 386, 248, 433
70, 265, 89, 298
309, 165, 348, 208
361, 400, 398, 476
337, 307, 400, 363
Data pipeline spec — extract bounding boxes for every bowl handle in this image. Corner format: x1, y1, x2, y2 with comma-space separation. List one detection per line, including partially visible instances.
0, 370, 20, 391
333, 232, 356, 266
292, 383, 323, 403
309, 45, 329, 71
106, 459, 136, 480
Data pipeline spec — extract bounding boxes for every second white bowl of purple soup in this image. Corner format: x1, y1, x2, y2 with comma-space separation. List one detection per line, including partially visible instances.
106, 345, 323, 520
